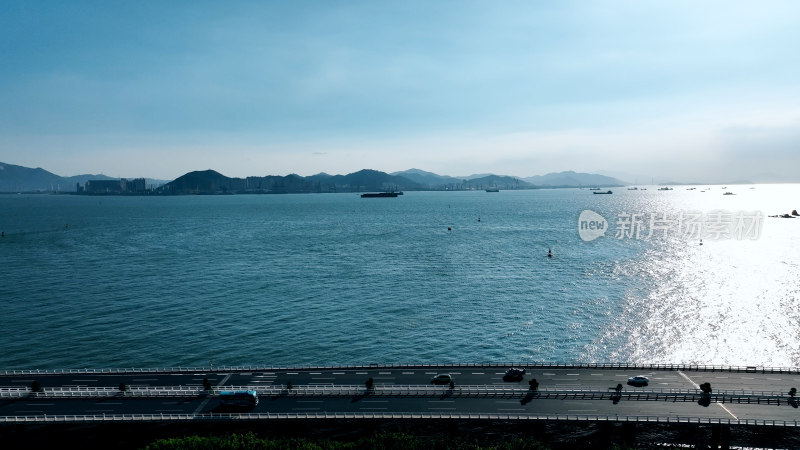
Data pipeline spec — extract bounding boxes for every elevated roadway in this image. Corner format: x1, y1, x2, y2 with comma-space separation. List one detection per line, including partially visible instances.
1, 365, 799, 425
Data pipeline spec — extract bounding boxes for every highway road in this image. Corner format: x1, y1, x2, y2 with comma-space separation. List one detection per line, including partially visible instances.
1, 366, 799, 424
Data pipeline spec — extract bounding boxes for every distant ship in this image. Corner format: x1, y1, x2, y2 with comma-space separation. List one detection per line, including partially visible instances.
361, 192, 399, 198
592, 190, 612, 194
486, 186, 499, 192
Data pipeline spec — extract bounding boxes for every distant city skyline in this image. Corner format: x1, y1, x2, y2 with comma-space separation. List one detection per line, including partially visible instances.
2, 1, 799, 182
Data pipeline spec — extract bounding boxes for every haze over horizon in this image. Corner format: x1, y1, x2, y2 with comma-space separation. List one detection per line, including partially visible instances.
2, 1, 799, 182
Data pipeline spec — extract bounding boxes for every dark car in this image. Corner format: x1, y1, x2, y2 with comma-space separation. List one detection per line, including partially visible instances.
503, 368, 526, 381
430, 374, 453, 385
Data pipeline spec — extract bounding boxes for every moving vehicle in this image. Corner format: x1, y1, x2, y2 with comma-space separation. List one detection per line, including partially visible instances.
430, 374, 453, 385
219, 390, 259, 407
503, 368, 526, 381
627, 376, 649, 387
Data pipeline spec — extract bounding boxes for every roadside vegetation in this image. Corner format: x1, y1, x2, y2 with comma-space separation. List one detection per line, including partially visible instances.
143, 431, 554, 450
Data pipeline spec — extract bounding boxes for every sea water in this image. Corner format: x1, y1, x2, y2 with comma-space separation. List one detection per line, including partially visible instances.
1, 186, 798, 370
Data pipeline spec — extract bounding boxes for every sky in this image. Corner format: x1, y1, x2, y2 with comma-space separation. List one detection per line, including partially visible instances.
1, 0, 799, 182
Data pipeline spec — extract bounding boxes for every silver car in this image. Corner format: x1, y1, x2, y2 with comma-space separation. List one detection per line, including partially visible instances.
627, 375, 649, 387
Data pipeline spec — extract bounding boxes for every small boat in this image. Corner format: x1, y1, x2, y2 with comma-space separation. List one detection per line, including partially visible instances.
723, 192, 735, 195
593, 190, 612, 194
627, 187, 638, 190
361, 192, 399, 198
658, 187, 673, 191
485, 186, 499, 192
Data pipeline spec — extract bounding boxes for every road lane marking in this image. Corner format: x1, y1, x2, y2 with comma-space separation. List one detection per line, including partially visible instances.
292, 408, 320, 411
428, 407, 456, 410
591, 373, 604, 376
311, 377, 335, 380
192, 397, 212, 415
499, 408, 525, 411
309, 372, 322, 375
297, 400, 323, 403
362, 400, 388, 403
332, 372, 345, 375
191, 373, 231, 415
677, 371, 738, 420
360, 407, 388, 410
566, 373, 579, 376
98, 402, 122, 405
427, 400, 455, 403
425, 372, 438, 375
286, 372, 299, 375
472, 372, 485, 375
356, 372, 368, 375
72, 379, 98, 382
131, 379, 158, 382
543, 373, 556, 376
378, 372, 392, 375
401, 372, 415, 375
218, 373, 233, 385
568, 410, 597, 412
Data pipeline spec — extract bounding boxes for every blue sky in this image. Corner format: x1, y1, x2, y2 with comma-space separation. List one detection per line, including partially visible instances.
1, 1, 799, 182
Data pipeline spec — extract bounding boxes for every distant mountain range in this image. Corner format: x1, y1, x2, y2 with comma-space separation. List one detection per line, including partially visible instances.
159, 169, 424, 194
522, 171, 625, 187
0, 161, 628, 194
0, 162, 167, 192
157, 169, 625, 194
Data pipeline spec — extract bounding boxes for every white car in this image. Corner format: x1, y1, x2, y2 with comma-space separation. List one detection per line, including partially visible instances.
627, 375, 649, 387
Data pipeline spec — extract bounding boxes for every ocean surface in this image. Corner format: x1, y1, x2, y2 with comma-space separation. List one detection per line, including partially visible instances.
1, 185, 799, 370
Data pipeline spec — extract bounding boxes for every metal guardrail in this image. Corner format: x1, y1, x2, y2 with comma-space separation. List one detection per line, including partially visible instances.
1, 412, 799, 427
2, 362, 799, 376
3, 384, 798, 406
